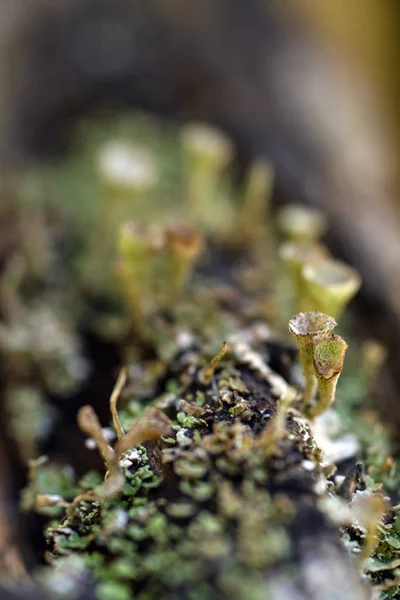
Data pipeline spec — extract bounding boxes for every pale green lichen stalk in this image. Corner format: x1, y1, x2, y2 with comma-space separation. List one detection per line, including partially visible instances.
279, 240, 328, 313
180, 123, 233, 229
288, 311, 337, 405
165, 225, 204, 304
88, 141, 159, 288
308, 334, 348, 418
233, 160, 274, 246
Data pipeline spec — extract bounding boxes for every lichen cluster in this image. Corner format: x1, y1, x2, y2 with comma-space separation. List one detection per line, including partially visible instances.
39, 334, 340, 600
1, 114, 400, 599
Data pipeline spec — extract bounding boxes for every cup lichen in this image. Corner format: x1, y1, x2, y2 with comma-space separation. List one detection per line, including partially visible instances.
301, 258, 361, 319
117, 221, 203, 339
308, 334, 348, 418
280, 241, 328, 312
165, 225, 204, 304
2, 114, 390, 600
288, 311, 337, 406
278, 203, 327, 243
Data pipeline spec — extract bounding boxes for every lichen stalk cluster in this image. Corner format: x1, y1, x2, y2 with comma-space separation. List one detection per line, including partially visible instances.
117, 221, 203, 339
3, 115, 395, 600
289, 311, 348, 418
278, 205, 361, 316
288, 311, 337, 406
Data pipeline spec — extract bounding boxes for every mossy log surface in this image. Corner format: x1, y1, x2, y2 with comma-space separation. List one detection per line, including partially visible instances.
33, 333, 370, 600
0, 120, 397, 600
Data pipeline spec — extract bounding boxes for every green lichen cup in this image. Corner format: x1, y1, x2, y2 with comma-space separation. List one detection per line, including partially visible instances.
288, 311, 337, 406
301, 259, 361, 319
277, 204, 327, 243
280, 242, 328, 312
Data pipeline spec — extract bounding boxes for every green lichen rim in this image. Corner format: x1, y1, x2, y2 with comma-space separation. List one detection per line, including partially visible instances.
302, 259, 361, 289
301, 259, 361, 318
279, 240, 328, 267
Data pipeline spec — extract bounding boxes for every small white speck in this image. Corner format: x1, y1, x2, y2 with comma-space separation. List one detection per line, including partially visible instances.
113, 509, 128, 529
119, 448, 141, 468
176, 428, 192, 447
125, 449, 141, 462
102, 427, 116, 442
85, 427, 115, 450
176, 330, 194, 349
314, 479, 327, 495
302, 460, 316, 471
84, 438, 97, 450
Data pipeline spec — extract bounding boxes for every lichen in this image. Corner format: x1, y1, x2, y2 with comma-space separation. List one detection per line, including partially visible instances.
35, 331, 338, 600
2, 113, 399, 600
